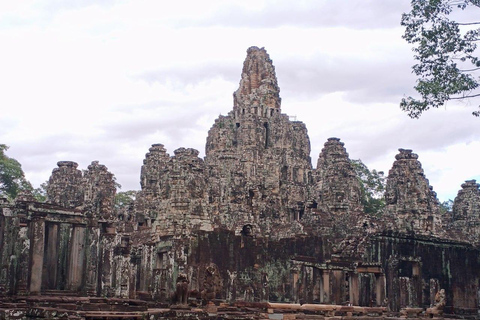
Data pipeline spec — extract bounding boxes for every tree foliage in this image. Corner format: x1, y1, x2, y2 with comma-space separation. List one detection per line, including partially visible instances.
115, 190, 137, 210
0, 144, 32, 200
351, 159, 386, 215
32, 181, 48, 202
401, 0, 480, 117
439, 199, 454, 213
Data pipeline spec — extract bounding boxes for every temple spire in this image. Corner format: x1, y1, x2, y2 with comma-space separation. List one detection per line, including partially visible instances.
233, 46, 281, 118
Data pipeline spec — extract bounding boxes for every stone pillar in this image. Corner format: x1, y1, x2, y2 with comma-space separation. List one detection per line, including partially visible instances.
99, 232, 116, 297
349, 272, 359, 306
29, 218, 45, 294
44, 223, 59, 289
85, 224, 100, 296
16, 220, 30, 295
332, 270, 343, 304
376, 274, 386, 306
67, 225, 86, 291
292, 267, 299, 303
321, 270, 330, 303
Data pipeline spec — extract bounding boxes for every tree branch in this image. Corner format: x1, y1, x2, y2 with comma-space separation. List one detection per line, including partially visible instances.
450, 92, 480, 99
460, 67, 480, 71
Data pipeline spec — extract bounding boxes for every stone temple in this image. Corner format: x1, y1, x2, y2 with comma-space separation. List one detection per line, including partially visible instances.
1, 47, 480, 319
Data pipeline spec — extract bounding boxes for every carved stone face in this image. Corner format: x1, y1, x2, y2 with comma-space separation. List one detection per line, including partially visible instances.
385, 188, 397, 205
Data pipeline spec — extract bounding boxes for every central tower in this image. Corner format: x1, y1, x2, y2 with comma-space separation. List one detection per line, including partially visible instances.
205, 47, 312, 237
233, 46, 281, 118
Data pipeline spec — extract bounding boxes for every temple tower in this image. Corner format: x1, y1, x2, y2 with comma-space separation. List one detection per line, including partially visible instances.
383, 149, 442, 235
205, 46, 311, 237
314, 138, 362, 213
47, 161, 84, 208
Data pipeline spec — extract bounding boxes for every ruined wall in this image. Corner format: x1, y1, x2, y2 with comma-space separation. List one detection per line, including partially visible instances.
367, 233, 480, 311
134, 228, 480, 311
0, 160, 121, 297
0, 199, 21, 296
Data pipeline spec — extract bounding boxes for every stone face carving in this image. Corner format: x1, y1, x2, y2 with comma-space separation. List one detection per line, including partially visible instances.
47, 161, 84, 208
136, 146, 212, 236
83, 161, 116, 219
313, 137, 362, 213
450, 180, 480, 243
452, 180, 480, 221
383, 149, 442, 234
233, 46, 281, 115
140, 144, 170, 197
46, 160, 116, 217
204, 46, 312, 237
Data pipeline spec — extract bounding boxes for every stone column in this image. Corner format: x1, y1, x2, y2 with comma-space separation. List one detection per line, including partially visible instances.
292, 267, 299, 303
376, 274, 386, 306
99, 232, 116, 297
67, 225, 86, 291
349, 272, 359, 306
85, 224, 100, 296
320, 270, 330, 303
29, 218, 45, 294
15, 220, 30, 295
332, 270, 343, 304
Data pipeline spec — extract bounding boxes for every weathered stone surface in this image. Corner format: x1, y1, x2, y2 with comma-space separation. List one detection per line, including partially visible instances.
205, 46, 311, 237
383, 149, 442, 235
449, 180, 480, 243
313, 137, 362, 214
233, 46, 281, 115
452, 180, 480, 221
136, 146, 212, 237
47, 161, 84, 208
83, 161, 116, 219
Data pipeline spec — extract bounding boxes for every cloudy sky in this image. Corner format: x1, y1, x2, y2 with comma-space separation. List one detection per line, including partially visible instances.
1, 0, 479, 201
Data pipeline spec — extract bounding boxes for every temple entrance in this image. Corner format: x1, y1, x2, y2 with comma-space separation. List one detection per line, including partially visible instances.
354, 264, 386, 307
42, 222, 60, 290
398, 260, 422, 308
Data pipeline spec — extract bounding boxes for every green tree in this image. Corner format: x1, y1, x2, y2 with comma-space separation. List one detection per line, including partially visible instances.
351, 159, 386, 215
0, 144, 32, 200
32, 181, 48, 202
115, 190, 137, 210
401, 0, 480, 117
439, 199, 454, 213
